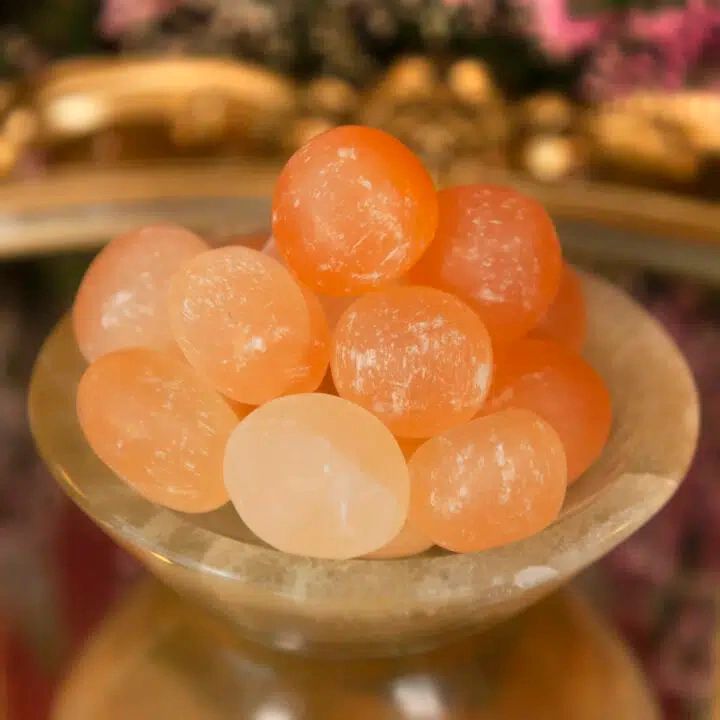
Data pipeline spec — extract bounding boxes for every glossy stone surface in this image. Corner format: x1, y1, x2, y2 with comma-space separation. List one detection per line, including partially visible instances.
73, 224, 208, 362
272, 125, 437, 295
486, 339, 612, 483
332, 286, 493, 438
530, 263, 587, 351
223, 393, 409, 559
411, 185, 562, 345
362, 516, 433, 559
409, 409, 567, 553
283, 287, 331, 394
76, 348, 236, 513
167, 246, 310, 404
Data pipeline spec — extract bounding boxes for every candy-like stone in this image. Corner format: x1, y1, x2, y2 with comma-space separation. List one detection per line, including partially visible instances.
76, 348, 236, 513
332, 286, 493, 438
410, 408, 567, 553
284, 287, 331, 394
260, 237, 331, 392
363, 517, 434, 559
220, 229, 270, 250
223, 393, 409, 559
272, 125, 438, 295
530, 264, 587, 351
411, 185, 562, 345
485, 339, 612, 483
364, 435, 433, 559
260, 234, 284, 263
73, 224, 209, 362
167, 246, 310, 405
263, 234, 398, 330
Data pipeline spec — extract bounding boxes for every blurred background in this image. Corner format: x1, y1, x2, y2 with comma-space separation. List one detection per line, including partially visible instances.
0, 1, 719, 719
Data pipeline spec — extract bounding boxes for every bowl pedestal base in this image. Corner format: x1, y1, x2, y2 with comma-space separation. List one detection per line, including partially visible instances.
53, 579, 658, 720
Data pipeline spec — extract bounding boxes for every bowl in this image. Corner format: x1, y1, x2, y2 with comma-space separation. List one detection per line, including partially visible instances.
29, 272, 698, 656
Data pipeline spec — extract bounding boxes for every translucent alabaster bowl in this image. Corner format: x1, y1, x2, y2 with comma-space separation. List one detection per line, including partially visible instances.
29, 272, 698, 657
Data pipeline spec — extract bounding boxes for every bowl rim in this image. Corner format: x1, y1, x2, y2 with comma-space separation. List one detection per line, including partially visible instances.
29, 272, 699, 608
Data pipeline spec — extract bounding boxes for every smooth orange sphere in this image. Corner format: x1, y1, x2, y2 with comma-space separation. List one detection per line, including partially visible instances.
364, 434, 434, 559
363, 517, 433, 559
260, 234, 284, 262
397, 436, 424, 458
263, 234, 405, 330
167, 246, 310, 405
332, 286, 493, 438
224, 398, 255, 420
530, 264, 587, 351
318, 294, 356, 329
485, 339, 612, 482
272, 125, 438, 295
410, 408, 567, 553
223, 393, 409, 559
264, 234, 355, 329
260, 236, 334, 393
73, 224, 209, 362
76, 348, 236, 513
411, 185, 562, 345
285, 287, 331, 394
220, 229, 270, 250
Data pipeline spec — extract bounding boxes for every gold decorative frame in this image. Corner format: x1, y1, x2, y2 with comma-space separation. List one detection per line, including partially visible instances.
0, 57, 718, 283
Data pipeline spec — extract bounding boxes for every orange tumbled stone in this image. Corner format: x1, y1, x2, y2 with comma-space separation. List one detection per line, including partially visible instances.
530, 264, 587, 351
225, 398, 255, 420
167, 246, 310, 405
260, 234, 284, 262
285, 287, 331, 394
485, 339, 612, 482
364, 435, 433, 559
260, 237, 331, 393
332, 286, 493, 438
223, 393, 409, 559
263, 234, 404, 330
317, 275, 412, 330
411, 185, 562, 345
318, 294, 356, 330
220, 229, 269, 250
272, 125, 438, 295
410, 408, 567, 553
397, 436, 424, 458
73, 224, 209, 362
76, 348, 236, 513
363, 517, 433, 559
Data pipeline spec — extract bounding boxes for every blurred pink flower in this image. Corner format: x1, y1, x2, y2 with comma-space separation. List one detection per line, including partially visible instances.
582, 40, 676, 101
627, 0, 720, 43
100, 0, 180, 39
511, 0, 610, 58
582, 1, 720, 100
650, 589, 716, 702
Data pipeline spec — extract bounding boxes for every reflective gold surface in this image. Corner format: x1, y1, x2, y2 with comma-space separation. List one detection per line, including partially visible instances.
35, 58, 297, 143
28, 267, 698, 655
3, 166, 720, 274
52, 580, 659, 720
